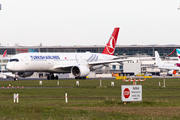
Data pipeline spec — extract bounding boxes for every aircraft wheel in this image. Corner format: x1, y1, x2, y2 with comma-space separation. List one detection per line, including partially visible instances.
47, 76, 50, 80
14, 78, 18, 81
51, 75, 54, 80
55, 75, 58, 80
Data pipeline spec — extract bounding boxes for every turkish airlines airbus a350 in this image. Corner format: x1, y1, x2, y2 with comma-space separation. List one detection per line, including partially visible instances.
3, 27, 152, 80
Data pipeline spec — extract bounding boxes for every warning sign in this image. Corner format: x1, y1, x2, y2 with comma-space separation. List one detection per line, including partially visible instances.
123, 88, 130, 98
121, 85, 142, 102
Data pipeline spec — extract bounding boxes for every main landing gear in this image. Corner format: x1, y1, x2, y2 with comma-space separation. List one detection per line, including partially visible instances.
47, 73, 58, 80
75, 76, 86, 79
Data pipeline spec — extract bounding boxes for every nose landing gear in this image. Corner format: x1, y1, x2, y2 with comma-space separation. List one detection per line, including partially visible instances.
14, 77, 18, 81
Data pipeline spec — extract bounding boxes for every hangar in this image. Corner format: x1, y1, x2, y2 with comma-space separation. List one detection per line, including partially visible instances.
0, 44, 179, 78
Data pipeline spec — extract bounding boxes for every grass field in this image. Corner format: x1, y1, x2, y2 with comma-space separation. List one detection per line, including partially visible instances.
1, 78, 180, 119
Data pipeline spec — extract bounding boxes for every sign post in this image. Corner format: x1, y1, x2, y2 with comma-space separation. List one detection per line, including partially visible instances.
121, 85, 142, 102
111, 82, 114, 86
39, 81, 42, 85
57, 81, 59, 85
14, 93, 19, 103
76, 81, 79, 86
163, 79, 166, 87
163, 76, 166, 87
65, 93, 68, 103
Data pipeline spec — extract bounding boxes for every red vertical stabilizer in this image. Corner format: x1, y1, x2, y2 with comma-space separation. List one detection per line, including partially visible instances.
3, 50, 7, 58
102, 27, 120, 55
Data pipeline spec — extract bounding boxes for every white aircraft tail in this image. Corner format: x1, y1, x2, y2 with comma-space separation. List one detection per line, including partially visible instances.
176, 49, 180, 61
155, 51, 162, 65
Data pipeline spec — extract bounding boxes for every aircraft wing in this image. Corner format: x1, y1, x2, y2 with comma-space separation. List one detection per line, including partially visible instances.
88, 57, 154, 66
53, 63, 78, 69
53, 57, 154, 69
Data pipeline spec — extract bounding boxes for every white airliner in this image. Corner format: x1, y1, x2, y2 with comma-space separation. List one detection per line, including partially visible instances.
154, 51, 180, 75
3, 27, 152, 80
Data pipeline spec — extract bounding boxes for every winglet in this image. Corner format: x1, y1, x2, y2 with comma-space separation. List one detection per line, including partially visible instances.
102, 27, 120, 55
3, 50, 10, 60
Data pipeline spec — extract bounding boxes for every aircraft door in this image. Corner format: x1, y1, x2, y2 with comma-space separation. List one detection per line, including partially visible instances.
24, 56, 29, 65
76, 55, 85, 63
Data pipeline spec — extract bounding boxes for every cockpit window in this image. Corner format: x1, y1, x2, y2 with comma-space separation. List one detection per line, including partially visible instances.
9, 59, 19, 62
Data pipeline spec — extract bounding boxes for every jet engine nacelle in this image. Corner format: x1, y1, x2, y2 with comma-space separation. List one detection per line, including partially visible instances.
18, 72, 34, 77
71, 65, 90, 77
168, 70, 177, 75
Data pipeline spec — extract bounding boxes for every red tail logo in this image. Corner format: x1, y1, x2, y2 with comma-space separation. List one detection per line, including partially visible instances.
102, 27, 119, 55
3, 50, 7, 57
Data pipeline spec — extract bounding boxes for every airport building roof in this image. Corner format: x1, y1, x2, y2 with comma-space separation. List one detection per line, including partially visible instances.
0, 44, 179, 57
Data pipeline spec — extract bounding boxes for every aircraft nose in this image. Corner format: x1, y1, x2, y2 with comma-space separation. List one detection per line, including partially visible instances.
6, 63, 14, 71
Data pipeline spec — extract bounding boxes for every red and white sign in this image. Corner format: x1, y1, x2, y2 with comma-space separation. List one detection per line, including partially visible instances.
123, 88, 130, 98
121, 85, 142, 102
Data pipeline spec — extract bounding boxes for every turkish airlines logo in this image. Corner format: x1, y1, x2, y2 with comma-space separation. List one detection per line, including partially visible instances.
106, 36, 116, 55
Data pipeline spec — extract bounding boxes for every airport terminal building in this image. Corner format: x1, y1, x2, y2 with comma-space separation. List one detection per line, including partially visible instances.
0, 44, 179, 78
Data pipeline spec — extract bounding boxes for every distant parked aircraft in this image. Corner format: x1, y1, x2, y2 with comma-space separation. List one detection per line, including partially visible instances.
154, 51, 180, 75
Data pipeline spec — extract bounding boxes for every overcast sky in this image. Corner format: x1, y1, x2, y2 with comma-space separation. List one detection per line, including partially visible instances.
0, 0, 180, 46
